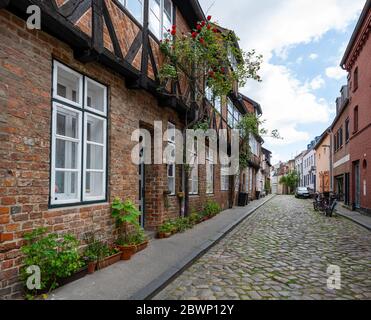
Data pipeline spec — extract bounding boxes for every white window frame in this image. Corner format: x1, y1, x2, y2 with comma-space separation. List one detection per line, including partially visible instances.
206, 86, 222, 114
220, 165, 230, 191
83, 113, 107, 202
167, 122, 176, 195
53, 61, 83, 108
118, 0, 144, 24
51, 102, 83, 206
189, 140, 199, 195
84, 77, 108, 117
206, 147, 214, 194
51, 60, 108, 207
227, 99, 240, 128
149, 0, 173, 40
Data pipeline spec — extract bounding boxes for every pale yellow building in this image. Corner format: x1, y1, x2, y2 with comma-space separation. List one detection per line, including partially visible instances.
314, 130, 331, 194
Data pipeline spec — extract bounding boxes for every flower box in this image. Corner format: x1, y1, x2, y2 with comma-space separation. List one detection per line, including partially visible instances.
97, 252, 121, 270
58, 267, 89, 286
135, 240, 149, 253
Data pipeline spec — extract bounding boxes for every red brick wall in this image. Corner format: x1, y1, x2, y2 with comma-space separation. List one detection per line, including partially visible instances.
346, 10, 371, 211
0, 10, 240, 298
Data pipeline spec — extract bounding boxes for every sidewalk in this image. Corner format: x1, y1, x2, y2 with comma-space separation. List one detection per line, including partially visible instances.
49, 195, 275, 300
335, 205, 371, 231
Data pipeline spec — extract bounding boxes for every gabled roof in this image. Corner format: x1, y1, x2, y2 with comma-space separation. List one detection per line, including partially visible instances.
173, 0, 206, 28
314, 128, 330, 150
340, 0, 371, 69
240, 94, 263, 116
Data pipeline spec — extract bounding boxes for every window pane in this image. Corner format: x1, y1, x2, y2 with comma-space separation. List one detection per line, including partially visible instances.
168, 177, 175, 194
57, 111, 78, 138
168, 164, 174, 177
56, 65, 81, 105
56, 139, 78, 169
85, 172, 103, 197
126, 0, 143, 23
215, 96, 221, 113
55, 171, 78, 200
86, 144, 104, 170
86, 116, 104, 144
86, 79, 106, 114
163, 0, 172, 35
149, 0, 161, 38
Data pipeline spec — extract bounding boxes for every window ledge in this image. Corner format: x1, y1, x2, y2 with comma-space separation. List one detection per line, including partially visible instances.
48, 202, 109, 212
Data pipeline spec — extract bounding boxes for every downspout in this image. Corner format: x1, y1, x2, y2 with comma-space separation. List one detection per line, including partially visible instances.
328, 128, 334, 192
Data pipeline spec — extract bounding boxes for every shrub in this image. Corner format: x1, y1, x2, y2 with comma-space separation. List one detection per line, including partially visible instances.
21, 228, 83, 293
158, 221, 174, 233
189, 212, 202, 225
117, 226, 147, 245
173, 217, 192, 233
112, 198, 145, 246
203, 200, 222, 217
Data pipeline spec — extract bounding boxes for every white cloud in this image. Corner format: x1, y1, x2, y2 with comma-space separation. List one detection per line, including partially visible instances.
308, 75, 326, 90
199, 0, 365, 160
309, 53, 319, 60
243, 64, 330, 145
296, 56, 304, 64
325, 66, 347, 80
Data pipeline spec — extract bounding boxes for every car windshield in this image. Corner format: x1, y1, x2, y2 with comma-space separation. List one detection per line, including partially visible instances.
298, 188, 308, 192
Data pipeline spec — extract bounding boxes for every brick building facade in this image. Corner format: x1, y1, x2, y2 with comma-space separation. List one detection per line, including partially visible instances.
0, 0, 266, 298
332, 0, 370, 212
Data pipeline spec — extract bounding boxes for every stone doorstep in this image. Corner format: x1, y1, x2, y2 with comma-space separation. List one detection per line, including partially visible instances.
130, 195, 276, 300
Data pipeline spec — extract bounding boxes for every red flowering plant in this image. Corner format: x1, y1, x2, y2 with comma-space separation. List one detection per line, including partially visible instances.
158, 17, 262, 104
158, 17, 264, 216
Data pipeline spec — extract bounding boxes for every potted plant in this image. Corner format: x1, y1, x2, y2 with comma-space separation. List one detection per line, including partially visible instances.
97, 246, 121, 270
157, 221, 174, 239
84, 250, 98, 274
133, 227, 149, 253
189, 212, 201, 225
112, 198, 147, 261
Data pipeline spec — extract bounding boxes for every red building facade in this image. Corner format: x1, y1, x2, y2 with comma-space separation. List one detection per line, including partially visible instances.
340, 0, 371, 212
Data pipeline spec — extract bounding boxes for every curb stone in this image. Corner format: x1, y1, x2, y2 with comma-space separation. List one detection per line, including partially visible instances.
130, 195, 276, 300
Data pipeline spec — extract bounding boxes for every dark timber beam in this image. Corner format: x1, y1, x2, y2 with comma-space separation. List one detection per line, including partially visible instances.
102, 0, 123, 60
0, 0, 10, 9
140, 0, 149, 86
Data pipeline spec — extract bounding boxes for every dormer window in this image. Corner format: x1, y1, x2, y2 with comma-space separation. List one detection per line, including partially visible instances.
149, 0, 173, 40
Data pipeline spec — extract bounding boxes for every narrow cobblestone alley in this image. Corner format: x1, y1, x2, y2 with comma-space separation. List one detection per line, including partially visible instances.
155, 196, 371, 300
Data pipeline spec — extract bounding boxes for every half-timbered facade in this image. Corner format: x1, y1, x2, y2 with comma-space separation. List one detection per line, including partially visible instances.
0, 0, 265, 298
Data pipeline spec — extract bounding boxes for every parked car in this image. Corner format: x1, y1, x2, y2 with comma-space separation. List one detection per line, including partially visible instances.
295, 187, 310, 199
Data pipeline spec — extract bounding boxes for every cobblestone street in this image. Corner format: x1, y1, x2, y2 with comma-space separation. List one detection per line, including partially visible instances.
155, 196, 371, 300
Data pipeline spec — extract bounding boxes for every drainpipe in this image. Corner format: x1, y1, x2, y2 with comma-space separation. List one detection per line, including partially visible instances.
327, 128, 334, 192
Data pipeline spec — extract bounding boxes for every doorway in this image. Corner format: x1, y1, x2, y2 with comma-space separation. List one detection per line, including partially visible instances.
138, 140, 145, 228
354, 162, 361, 209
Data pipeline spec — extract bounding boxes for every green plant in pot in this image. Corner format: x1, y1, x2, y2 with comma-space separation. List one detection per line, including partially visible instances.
83, 232, 105, 274
112, 198, 147, 260
157, 221, 174, 239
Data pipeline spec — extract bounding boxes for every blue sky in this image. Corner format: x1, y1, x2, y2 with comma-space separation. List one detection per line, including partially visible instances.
199, 0, 366, 163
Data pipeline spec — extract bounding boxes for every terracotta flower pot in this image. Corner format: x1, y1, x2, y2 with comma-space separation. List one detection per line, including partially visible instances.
87, 261, 97, 274
158, 232, 172, 239
117, 245, 137, 261
97, 252, 121, 270
136, 240, 149, 253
